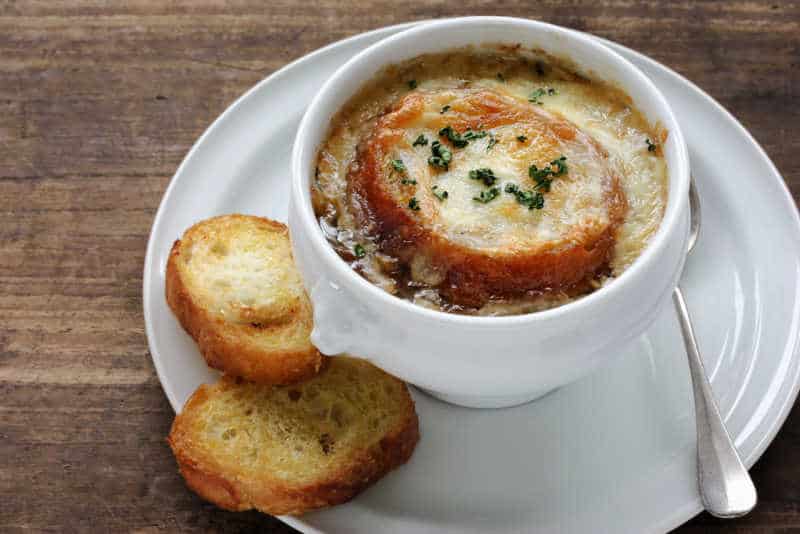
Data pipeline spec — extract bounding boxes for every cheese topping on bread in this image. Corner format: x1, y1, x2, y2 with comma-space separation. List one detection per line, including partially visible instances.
313, 47, 668, 314
365, 88, 623, 252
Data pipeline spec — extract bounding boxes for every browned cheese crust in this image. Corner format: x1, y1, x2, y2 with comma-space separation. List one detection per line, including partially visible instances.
348, 88, 627, 306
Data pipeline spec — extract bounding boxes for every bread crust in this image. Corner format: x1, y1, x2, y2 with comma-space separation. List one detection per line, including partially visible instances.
167, 371, 420, 516
165, 215, 322, 384
349, 88, 627, 306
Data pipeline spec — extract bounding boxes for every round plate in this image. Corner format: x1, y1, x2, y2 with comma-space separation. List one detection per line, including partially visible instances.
143, 22, 800, 534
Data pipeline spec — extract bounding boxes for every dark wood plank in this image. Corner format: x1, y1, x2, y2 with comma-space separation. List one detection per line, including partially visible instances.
0, 1, 797, 532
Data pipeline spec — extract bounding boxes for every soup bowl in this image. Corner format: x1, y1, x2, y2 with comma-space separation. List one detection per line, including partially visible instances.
289, 16, 690, 408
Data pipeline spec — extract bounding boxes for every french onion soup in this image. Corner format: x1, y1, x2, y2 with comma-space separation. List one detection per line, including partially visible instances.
312, 46, 668, 315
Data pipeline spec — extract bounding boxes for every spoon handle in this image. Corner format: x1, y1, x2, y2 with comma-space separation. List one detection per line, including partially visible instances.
673, 286, 757, 518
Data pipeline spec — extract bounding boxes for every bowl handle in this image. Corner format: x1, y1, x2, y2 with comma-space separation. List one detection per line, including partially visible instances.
308, 278, 382, 357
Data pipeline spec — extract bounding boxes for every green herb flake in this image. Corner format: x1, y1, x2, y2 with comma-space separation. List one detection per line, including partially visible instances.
432, 185, 449, 201
428, 141, 452, 169
517, 135, 528, 143
439, 125, 487, 148
528, 164, 545, 180
401, 178, 417, 185
407, 79, 418, 90
487, 135, 498, 151
529, 88, 546, 104
473, 187, 500, 204
646, 138, 657, 152
469, 167, 497, 186
408, 197, 421, 211
468, 168, 498, 186
412, 134, 428, 147
353, 244, 366, 258
529, 155, 567, 192
505, 183, 545, 210
440, 105, 451, 114
464, 130, 487, 141
529, 87, 557, 105
391, 159, 406, 172
533, 177, 552, 192
550, 155, 568, 176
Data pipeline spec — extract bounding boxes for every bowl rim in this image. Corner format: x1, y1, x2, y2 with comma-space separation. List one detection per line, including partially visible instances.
291, 15, 690, 326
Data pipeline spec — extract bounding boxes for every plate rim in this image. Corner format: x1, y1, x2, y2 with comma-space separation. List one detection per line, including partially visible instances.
142, 20, 800, 534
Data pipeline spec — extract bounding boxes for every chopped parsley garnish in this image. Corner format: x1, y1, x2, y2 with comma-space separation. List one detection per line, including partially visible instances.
353, 244, 366, 258
505, 183, 545, 210
549, 155, 568, 175
393, 158, 416, 188
412, 134, 428, 147
528, 164, 546, 181
646, 138, 657, 152
468, 168, 498, 186
517, 135, 528, 142
529, 155, 567, 191
473, 187, 500, 204
432, 185, 449, 201
408, 197, 421, 211
407, 79, 418, 89
440, 105, 451, 114
529, 87, 557, 105
439, 126, 487, 148
534, 176, 552, 192
428, 141, 452, 169
529, 89, 546, 104
439, 126, 467, 147
465, 130, 488, 141
487, 134, 498, 151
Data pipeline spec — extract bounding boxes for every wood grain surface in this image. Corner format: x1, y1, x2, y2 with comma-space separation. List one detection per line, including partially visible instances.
1, 1, 798, 532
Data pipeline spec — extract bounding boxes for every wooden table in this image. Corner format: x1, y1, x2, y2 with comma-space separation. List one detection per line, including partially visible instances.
2, 2, 798, 532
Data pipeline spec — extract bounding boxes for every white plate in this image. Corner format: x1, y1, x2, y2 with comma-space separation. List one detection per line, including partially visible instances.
143, 22, 800, 534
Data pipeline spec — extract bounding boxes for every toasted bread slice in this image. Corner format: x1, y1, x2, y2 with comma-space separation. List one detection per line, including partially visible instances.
166, 214, 322, 384
349, 87, 627, 306
168, 357, 420, 515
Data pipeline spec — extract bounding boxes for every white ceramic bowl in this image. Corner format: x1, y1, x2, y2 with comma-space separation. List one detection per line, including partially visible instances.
290, 16, 690, 408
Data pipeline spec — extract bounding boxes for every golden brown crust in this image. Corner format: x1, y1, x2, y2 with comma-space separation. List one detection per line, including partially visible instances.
165, 215, 323, 384
349, 88, 627, 306
167, 383, 252, 512
167, 370, 420, 516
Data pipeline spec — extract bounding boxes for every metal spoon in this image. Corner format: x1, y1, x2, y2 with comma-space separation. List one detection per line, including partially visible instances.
673, 178, 757, 518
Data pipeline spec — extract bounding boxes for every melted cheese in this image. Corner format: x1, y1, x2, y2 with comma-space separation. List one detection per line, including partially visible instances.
313, 47, 668, 315
386, 88, 616, 253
